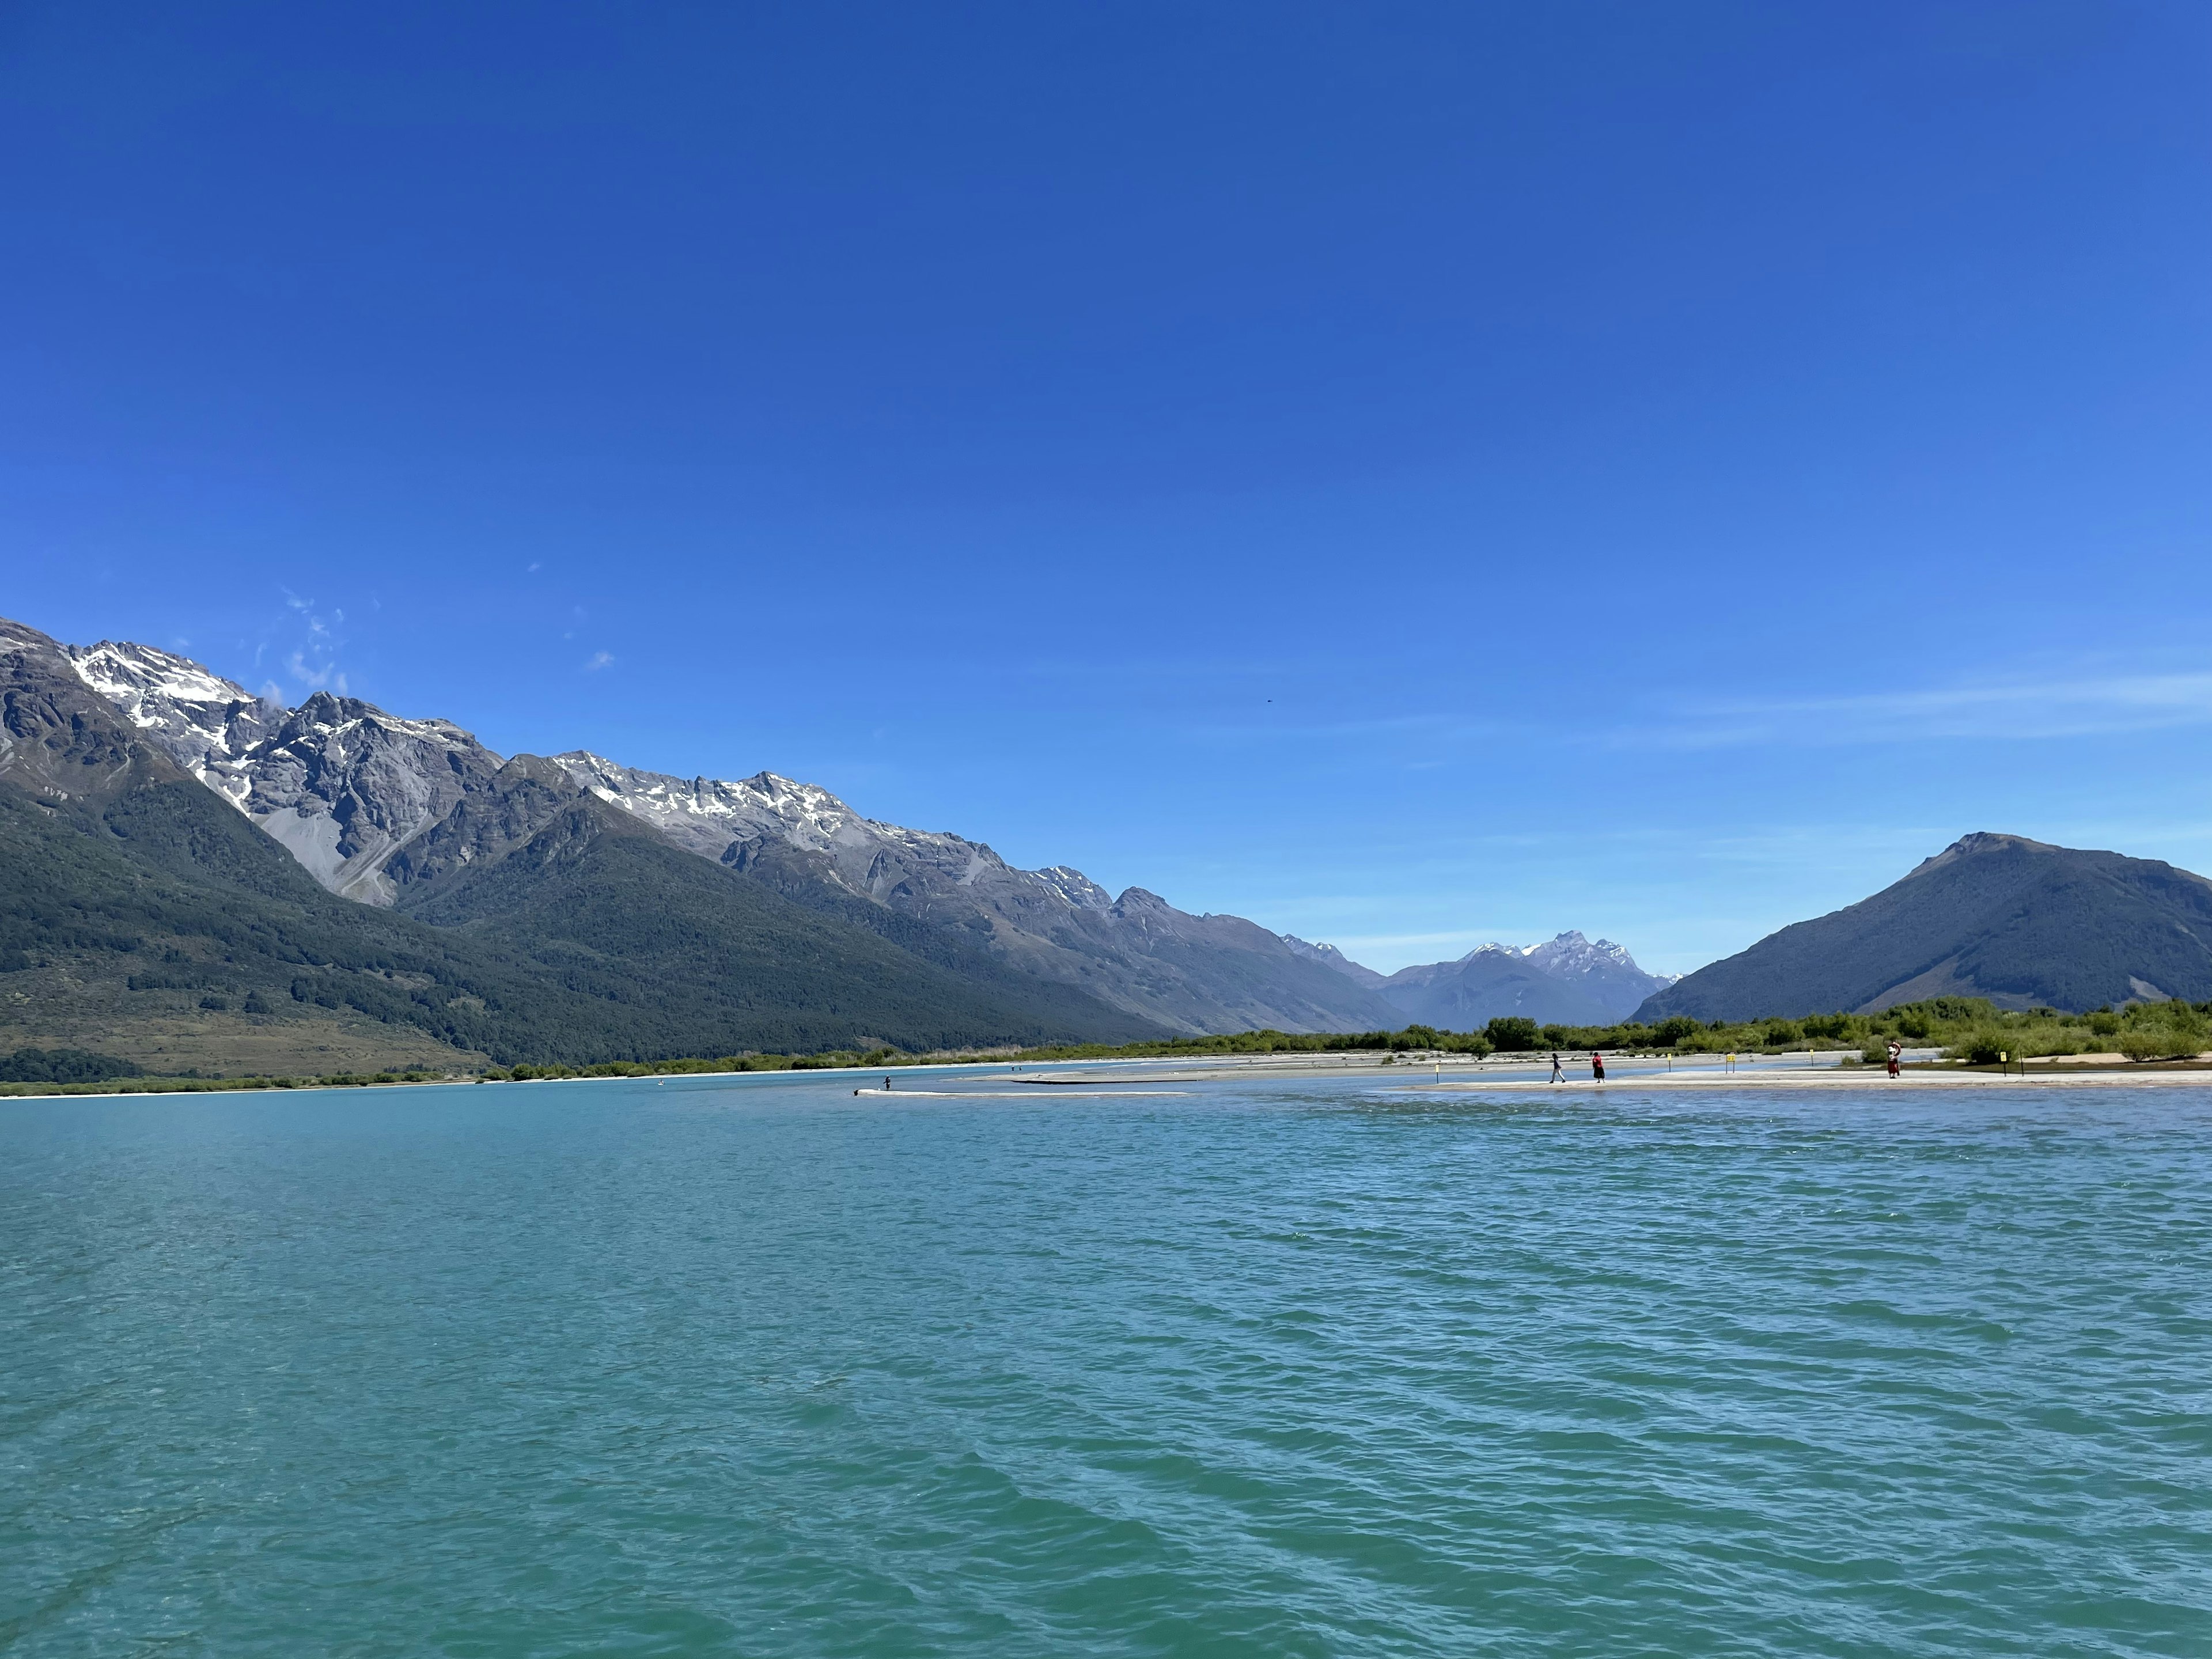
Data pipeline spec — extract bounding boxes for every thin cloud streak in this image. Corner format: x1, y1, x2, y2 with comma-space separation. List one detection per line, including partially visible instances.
1643, 671, 2212, 750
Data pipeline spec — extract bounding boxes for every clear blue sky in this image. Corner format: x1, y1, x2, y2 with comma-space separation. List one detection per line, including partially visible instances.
6, 2, 2209, 974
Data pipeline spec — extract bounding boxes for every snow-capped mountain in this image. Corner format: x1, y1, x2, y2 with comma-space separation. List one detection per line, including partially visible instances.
1520, 931, 1677, 1017
37, 624, 1397, 1035
66, 640, 505, 904
1289, 930, 1677, 1026
63, 640, 276, 808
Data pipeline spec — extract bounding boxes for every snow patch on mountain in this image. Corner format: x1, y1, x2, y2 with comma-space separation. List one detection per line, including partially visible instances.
63, 640, 276, 808
1036, 866, 1114, 910
550, 752, 862, 861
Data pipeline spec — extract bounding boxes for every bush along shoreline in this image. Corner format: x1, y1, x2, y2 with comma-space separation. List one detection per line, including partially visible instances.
7, 996, 2211, 1098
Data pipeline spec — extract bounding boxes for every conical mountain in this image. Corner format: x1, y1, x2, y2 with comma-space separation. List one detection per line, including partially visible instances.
1635, 833, 2212, 1021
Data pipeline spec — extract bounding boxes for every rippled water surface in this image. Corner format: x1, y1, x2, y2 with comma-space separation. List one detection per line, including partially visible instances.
3, 1073, 2209, 1656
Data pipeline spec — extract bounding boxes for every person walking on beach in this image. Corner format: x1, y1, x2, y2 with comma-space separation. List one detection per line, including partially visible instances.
1885, 1039, 1902, 1079
1591, 1051, 1605, 1082
1549, 1051, 1563, 1083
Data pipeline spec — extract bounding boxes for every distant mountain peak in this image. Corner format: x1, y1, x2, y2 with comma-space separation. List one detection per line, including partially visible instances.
1527, 930, 1643, 976
1279, 934, 1389, 988
1036, 865, 1113, 909
66, 639, 259, 713
1908, 831, 2064, 878
1382, 929, 1671, 1027
1112, 886, 1172, 914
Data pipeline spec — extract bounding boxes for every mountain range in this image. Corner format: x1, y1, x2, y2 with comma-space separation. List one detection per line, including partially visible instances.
33, 614, 2176, 1068
4, 615, 1416, 1072
1634, 832, 2212, 1021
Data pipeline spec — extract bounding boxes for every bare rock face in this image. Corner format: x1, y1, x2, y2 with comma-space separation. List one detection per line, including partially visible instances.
61, 639, 507, 905
232, 694, 507, 903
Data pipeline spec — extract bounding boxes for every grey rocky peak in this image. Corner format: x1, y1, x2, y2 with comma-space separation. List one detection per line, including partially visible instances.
1035, 866, 1114, 910
236, 693, 508, 903
550, 752, 857, 862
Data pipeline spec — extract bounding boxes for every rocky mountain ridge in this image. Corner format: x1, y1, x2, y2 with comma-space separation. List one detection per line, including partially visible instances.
2, 617, 1142, 1071
35, 621, 1396, 1036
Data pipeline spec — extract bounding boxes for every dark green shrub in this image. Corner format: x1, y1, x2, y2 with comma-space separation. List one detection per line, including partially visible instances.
1486, 1017, 1541, 1052
1950, 1029, 2006, 1065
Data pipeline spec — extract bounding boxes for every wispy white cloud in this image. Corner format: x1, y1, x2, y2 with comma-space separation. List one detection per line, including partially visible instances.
1641, 670, 2212, 750
287, 650, 349, 693
273, 590, 349, 697
584, 650, 615, 672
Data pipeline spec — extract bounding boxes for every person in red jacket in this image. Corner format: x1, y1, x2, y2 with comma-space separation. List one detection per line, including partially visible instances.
1591, 1051, 1606, 1082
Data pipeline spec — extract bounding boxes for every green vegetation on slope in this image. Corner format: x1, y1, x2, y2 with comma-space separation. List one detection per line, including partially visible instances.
0, 779, 1158, 1071
1638, 833, 2212, 1021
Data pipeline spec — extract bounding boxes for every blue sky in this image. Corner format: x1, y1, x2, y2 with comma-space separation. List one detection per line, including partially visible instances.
5, 2, 2209, 974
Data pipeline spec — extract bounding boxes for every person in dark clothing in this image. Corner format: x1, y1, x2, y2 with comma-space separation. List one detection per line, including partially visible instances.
1549, 1051, 1564, 1083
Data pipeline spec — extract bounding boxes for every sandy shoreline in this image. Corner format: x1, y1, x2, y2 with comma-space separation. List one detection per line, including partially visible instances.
14, 1050, 2212, 1104
1413, 1070, 2212, 1091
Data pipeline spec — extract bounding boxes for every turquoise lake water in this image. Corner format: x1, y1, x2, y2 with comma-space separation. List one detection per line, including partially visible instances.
3, 1073, 2208, 1656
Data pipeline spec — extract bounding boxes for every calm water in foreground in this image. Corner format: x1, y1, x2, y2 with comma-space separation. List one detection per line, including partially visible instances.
2, 1073, 2208, 1657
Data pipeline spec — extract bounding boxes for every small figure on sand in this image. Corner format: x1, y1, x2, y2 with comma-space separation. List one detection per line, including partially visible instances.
882, 1076, 893, 1090
1591, 1051, 1606, 1082
1885, 1039, 1902, 1079
1549, 1051, 1564, 1083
